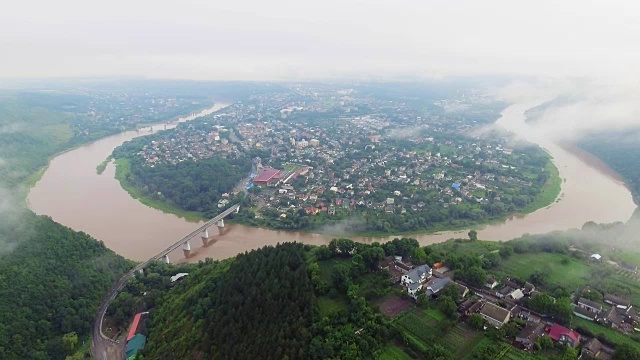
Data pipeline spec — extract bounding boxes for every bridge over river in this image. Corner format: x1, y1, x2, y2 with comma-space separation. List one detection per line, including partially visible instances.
91, 204, 240, 360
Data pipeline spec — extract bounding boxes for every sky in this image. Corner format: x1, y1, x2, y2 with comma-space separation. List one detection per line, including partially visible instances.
1, 0, 640, 80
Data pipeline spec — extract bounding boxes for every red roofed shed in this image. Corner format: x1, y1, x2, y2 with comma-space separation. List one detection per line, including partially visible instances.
127, 312, 145, 342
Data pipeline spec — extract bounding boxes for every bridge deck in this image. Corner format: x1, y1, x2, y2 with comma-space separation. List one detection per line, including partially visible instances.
150, 204, 239, 262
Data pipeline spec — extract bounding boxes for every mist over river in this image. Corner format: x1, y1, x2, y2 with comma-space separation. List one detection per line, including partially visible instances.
28, 101, 637, 263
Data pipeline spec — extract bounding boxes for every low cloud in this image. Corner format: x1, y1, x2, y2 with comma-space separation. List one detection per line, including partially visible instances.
492, 79, 640, 143
0, 123, 25, 134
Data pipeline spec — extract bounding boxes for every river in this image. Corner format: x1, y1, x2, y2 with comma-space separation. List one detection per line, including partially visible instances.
27, 101, 638, 263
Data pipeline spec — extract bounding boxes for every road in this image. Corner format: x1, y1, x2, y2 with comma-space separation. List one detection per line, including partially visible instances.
91, 205, 239, 360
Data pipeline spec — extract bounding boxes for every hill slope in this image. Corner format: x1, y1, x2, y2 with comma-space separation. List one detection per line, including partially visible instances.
144, 243, 314, 359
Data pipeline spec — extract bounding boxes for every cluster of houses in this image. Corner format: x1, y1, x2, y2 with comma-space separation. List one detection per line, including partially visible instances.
575, 293, 637, 333
380, 256, 635, 359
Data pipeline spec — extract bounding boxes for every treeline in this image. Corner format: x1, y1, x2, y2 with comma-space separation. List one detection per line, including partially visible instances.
0, 213, 132, 360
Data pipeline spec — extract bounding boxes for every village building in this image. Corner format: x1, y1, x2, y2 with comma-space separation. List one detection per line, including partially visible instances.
548, 323, 580, 348
485, 276, 499, 290
515, 323, 545, 351
578, 297, 604, 314
479, 302, 511, 328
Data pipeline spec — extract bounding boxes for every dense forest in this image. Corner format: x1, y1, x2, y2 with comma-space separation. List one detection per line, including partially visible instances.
144, 243, 314, 359
111, 153, 252, 217
0, 213, 132, 359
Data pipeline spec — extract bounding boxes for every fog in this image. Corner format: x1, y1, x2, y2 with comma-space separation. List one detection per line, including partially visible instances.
1, 0, 640, 81
490, 79, 640, 143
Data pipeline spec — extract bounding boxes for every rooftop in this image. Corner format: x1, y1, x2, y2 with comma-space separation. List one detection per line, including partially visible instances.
480, 302, 510, 322
254, 168, 281, 182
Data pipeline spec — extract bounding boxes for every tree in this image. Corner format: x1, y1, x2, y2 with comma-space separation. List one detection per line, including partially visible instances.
529, 270, 547, 285
412, 247, 427, 264
416, 293, 428, 307
535, 336, 553, 351
499, 245, 513, 258
438, 295, 457, 320
468, 230, 478, 241
613, 343, 640, 360
482, 252, 501, 269
360, 246, 385, 271
440, 284, 460, 300
458, 266, 487, 287
468, 314, 485, 330
351, 254, 366, 276
560, 346, 579, 360
62, 332, 78, 355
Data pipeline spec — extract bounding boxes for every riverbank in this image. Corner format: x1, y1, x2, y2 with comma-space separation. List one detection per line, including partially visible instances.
96, 155, 113, 175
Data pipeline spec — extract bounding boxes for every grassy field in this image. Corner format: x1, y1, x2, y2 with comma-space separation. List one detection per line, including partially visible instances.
114, 158, 206, 221
96, 155, 113, 175
377, 346, 414, 360
520, 160, 562, 214
496, 252, 591, 289
317, 296, 348, 317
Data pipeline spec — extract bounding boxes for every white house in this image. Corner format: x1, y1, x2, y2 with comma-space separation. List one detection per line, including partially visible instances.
401, 264, 432, 298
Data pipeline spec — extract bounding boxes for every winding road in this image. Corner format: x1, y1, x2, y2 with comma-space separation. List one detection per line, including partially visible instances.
91, 205, 240, 360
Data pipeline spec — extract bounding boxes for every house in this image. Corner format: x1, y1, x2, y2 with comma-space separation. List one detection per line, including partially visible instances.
424, 277, 451, 297
395, 261, 413, 274
458, 299, 478, 315
496, 285, 513, 299
548, 323, 580, 348
600, 307, 625, 331
524, 282, 536, 295
485, 276, 499, 289
401, 264, 432, 287
508, 289, 525, 300
407, 282, 423, 298
578, 297, 603, 314
581, 338, 603, 359
604, 294, 632, 310
479, 302, 511, 328
590, 254, 602, 262
453, 282, 470, 299
574, 306, 598, 321
515, 323, 545, 351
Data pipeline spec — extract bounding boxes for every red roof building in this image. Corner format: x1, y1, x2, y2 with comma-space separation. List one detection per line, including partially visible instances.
127, 312, 145, 342
253, 168, 281, 185
549, 323, 580, 348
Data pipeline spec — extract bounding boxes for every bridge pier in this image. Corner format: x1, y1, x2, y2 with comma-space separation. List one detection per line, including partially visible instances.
235, 206, 240, 213
163, 254, 170, 264
201, 228, 209, 245
217, 219, 225, 228
183, 241, 191, 258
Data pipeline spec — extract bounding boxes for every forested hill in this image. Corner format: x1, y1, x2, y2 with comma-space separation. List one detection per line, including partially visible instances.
143, 243, 314, 359
0, 213, 132, 359
578, 129, 640, 205
142, 241, 394, 360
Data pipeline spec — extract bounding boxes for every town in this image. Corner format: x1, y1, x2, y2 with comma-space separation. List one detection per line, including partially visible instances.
115, 83, 557, 234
